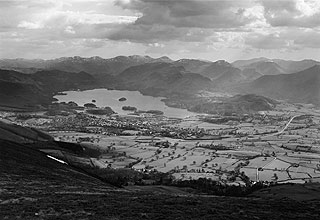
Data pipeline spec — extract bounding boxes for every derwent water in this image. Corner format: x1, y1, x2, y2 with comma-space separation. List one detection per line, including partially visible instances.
54, 88, 198, 118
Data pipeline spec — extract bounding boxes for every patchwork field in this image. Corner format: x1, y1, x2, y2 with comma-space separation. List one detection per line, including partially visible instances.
3, 101, 320, 185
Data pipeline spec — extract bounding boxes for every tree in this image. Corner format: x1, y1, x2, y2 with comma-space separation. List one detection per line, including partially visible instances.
272, 173, 278, 182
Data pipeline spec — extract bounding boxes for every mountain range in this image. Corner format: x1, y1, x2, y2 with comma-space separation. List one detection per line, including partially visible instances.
0, 55, 320, 109
233, 58, 320, 74
2, 55, 318, 77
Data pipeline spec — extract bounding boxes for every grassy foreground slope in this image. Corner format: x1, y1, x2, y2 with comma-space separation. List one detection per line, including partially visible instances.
1, 139, 320, 219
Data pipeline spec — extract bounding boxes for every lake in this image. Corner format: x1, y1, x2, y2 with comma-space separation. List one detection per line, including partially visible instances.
54, 89, 199, 118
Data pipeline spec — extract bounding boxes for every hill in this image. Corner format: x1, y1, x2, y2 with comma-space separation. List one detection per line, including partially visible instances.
189, 94, 278, 115
173, 59, 212, 74
243, 65, 320, 105
31, 69, 97, 93
1, 135, 319, 219
174, 60, 262, 87
117, 62, 213, 97
233, 58, 320, 75
0, 118, 320, 219
0, 69, 97, 110
272, 59, 320, 73
251, 183, 320, 201
199, 60, 241, 79
0, 69, 52, 109
242, 61, 286, 75
232, 57, 270, 68
0, 120, 53, 143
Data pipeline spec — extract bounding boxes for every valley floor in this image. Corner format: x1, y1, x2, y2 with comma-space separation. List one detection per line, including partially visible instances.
1, 97, 320, 219
12, 101, 319, 185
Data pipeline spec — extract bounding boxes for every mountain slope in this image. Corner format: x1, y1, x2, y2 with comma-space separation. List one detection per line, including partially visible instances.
244, 65, 320, 105
1, 138, 319, 220
31, 69, 97, 92
244, 61, 286, 75
117, 62, 213, 97
173, 59, 212, 74
233, 58, 320, 75
0, 120, 53, 143
201, 60, 240, 79
0, 69, 51, 109
0, 139, 114, 197
273, 59, 320, 73
232, 57, 270, 68
0, 69, 97, 109
189, 94, 277, 115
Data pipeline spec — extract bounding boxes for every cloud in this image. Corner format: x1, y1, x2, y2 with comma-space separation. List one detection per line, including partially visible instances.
260, 0, 320, 27
18, 21, 43, 30
292, 29, 320, 48
1, 0, 319, 61
108, 24, 220, 43
245, 32, 292, 49
245, 28, 320, 49
118, 0, 253, 28
110, 0, 258, 42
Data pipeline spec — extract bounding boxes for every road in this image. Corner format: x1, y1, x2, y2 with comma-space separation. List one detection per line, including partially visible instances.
255, 115, 308, 182
266, 115, 302, 137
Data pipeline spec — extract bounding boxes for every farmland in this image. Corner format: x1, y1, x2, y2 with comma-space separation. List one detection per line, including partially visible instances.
3, 100, 318, 186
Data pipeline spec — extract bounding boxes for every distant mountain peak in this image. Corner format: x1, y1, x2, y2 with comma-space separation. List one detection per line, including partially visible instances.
89, 56, 104, 60
214, 60, 231, 66
156, 56, 172, 62
127, 55, 152, 61
159, 56, 170, 59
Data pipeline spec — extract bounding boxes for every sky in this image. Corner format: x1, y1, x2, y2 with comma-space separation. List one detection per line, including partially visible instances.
0, 0, 319, 62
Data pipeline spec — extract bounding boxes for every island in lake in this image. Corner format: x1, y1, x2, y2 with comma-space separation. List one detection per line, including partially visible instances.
85, 107, 115, 115
122, 106, 137, 111
119, 97, 127, 102
146, 110, 164, 115
84, 103, 97, 108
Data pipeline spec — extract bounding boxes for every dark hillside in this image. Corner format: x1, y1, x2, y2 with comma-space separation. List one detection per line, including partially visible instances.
0, 120, 53, 143
1, 139, 319, 219
189, 94, 277, 115
0, 122, 319, 219
31, 70, 97, 92
244, 65, 320, 105
118, 62, 213, 97
0, 69, 97, 109
0, 69, 51, 109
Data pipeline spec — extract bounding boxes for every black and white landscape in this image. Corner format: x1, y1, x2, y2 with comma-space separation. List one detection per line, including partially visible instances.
1, 0, 320, 219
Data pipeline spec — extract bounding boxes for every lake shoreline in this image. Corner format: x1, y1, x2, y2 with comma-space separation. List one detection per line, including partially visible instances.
54, 88, 199, 118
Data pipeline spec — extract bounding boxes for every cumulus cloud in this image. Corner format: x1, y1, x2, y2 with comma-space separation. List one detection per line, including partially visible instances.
245, 32, 292, 49
260, 0, 320, 27
245, 28, 320, 49
116, 0, 253, 28
110, 0, 258, 42
1, 0, 319, 60
18, 21, 44, 30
